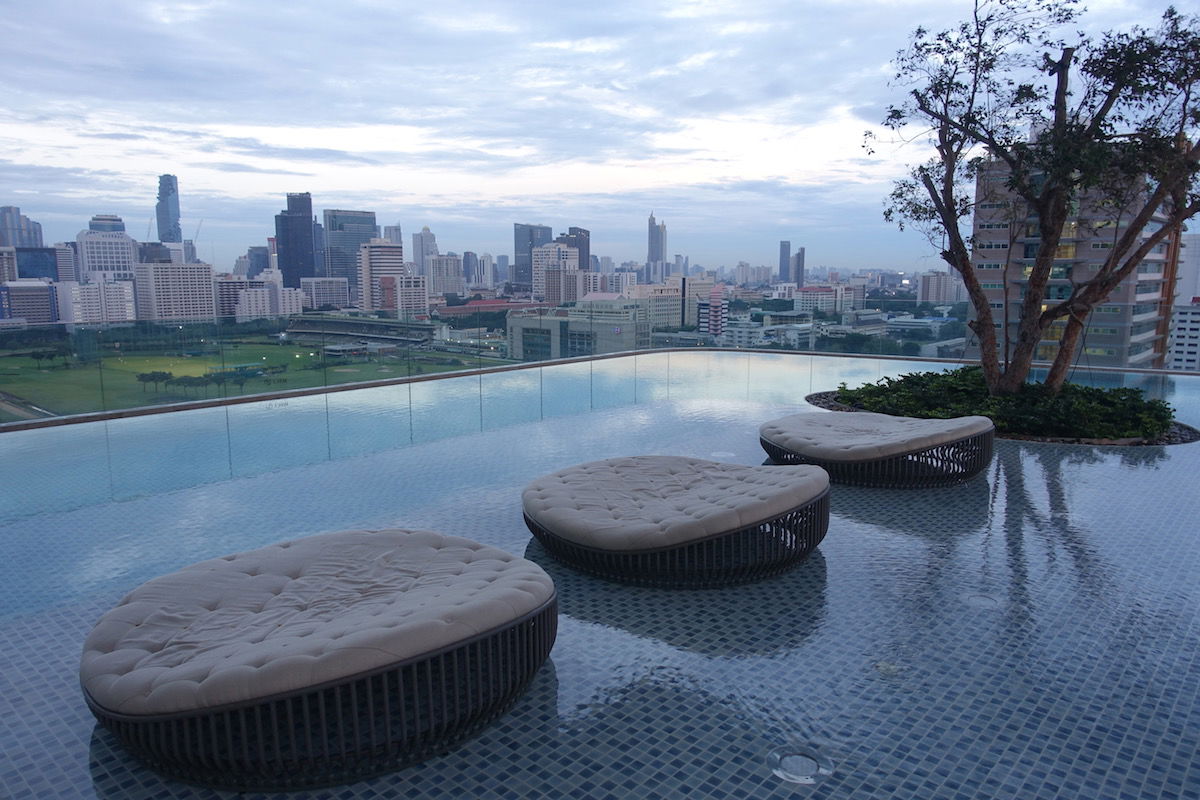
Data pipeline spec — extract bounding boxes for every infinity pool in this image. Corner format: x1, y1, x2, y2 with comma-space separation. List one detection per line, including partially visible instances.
2, 351, 1199, 799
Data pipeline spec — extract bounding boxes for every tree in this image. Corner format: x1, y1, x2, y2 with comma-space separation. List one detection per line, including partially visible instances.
873, 0, 1199, 394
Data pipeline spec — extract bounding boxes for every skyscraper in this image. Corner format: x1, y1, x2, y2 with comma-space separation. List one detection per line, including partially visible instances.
793, 247, 806, 287
462, 251, 479, 285
274, 193, 316, 288
0, 206, 43, 247
359, 238, 426, 318
779, 241, 791, 283
557, 227, 590, 273
513, 223, 553, 288
323, 209, 379, 300
411, 226, 439, 275
156, 175, 182, 243
383, 223, 403, 245
76, 216, 137, 279
647, 214, 667, 264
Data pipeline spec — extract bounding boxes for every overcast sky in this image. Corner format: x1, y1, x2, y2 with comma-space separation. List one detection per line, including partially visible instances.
0, 0, 1166, 273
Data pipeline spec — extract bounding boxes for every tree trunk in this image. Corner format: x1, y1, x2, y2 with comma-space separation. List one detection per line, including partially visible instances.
1045, 313, 1086, 392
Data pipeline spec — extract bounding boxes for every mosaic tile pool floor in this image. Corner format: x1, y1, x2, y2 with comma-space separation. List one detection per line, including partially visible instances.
2, 353, 1199, 799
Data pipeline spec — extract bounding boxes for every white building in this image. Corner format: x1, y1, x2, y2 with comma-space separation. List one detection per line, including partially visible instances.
134, 261, 216, 321
532, 242, 578, 301
357, 239, 407, 311
76, 229, 137, 280
54, 280, 136, 324
1168, 303, 1200, 371
426, 254, 465, 297
301, 277, 350, 310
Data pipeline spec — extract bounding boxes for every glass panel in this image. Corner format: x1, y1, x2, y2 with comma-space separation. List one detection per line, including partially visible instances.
226, 393, 332, 476
541, 361, 593, 418
481, 368, 542, 430
409, 374, 481, 443
326, 383, 412, 459
105, 407, 233, 500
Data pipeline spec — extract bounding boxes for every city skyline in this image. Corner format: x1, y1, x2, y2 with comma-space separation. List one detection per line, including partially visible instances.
0, 0, 1162, 270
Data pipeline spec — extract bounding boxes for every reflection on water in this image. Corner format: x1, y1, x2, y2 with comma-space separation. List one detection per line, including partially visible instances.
526, 540, 828, 658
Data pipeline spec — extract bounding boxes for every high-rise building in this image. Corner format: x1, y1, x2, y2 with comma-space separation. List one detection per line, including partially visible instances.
323, 209, 379, 300
274, 193, 316, 288
242, 246, 270, 279
54, 243, 78, 282
426, 254, 464, 296
12, 248, 58, 281
383, 223, 403, 245
55, 280, 136, 324
411, 226, 439, 275
156, 175, 182, 243
917, 270, 965, 304
779, 241, 791, 283
556, 227, 590, 272
134, 261, 216, 321
793, 247, 806, 288
358, 239, 428, 319
0, 206, 43, 247
0, 280, 58, 323
496, 254, 510, 283
969, 161, 1181, 368
532, 242, 579, 302
301, 277, 350, 310
76, 217, 137, 280
513, 223, 553, 288
462, 251, 479, 285
88, 214, 126, 232
647, 213, 667, 276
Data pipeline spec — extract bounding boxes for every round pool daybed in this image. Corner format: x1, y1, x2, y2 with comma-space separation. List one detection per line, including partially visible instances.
521, 456, 830, 587
79, 529, 558, 791
759, 411, 994, 488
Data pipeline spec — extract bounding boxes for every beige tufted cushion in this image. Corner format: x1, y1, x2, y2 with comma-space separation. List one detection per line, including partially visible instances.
522, 456, 829, 551
80, 529, 555, 717
760, 412, 994, 461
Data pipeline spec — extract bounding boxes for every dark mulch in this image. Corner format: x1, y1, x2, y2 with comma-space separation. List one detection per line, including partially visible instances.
804, 391, 1200, 447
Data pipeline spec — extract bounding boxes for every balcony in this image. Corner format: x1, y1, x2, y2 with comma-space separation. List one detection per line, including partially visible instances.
3, 346, 1200, 799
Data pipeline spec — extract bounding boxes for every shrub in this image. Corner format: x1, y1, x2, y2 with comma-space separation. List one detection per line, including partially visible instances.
834, 366, 1173, 440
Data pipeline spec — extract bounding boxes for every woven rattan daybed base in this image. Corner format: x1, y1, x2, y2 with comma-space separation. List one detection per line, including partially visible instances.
80, 529, 558, 791
759, 412, 994, 488
522, 456, 830, 587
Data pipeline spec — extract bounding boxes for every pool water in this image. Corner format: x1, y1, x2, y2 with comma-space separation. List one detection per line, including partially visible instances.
2, 351, 1199, 799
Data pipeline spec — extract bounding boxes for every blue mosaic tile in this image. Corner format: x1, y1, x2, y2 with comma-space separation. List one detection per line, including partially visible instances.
1, 352, 1200, 798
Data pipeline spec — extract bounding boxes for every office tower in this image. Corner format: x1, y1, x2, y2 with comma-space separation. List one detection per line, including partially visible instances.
323, 209, 379, 300
12, 248, 58, 281
54, 243, 78, 282
54, 280, 136, 324
532, 241, 579, 303
301, 277, 350, 310
88, 214, 126, 232
513, 223, 553, 288
358, 239, 427, 318
647, 213, 667, 265
779, 241, 791, 283
476, 253, 496, 289
274, 193, 316, 288
383, 223, 403, 244
411, 226, 439, 275
0, 206, 44, 247
0, 280, 59, 323
462, 251, 479, 285
970, 161, 1181, 368
138, 242, 174, 263
426, 254, 464, 296
496, 254, 510, 282
244, 246, 270, 279
556, 227, 590, 272
76, 218, 137, 280
793, 247, 806, 287
156, 175, 182, 243
917, 271, 965, 303
133, 261, 216, 320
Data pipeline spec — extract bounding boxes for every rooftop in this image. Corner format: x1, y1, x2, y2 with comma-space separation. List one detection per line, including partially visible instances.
2, 350, 1199, 799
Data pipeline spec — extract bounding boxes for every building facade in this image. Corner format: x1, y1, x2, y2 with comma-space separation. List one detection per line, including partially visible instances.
324, 209, 379, 301
513, 223, 553, 289
274, 193, 316, 288
0, 206, 43, 247
156, 175, 182, 243
134, 261, 216, 321
301, 277, 350, 310
968, 162, 1181, 369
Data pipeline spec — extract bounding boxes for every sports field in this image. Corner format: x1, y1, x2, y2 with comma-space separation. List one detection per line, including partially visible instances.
0, 338, 514, 422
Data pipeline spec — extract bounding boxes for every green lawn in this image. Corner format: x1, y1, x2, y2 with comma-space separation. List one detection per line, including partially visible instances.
0, 339, 516, 422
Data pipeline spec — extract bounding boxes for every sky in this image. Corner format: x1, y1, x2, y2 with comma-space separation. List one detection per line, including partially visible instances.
0, 0, 1168, 274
